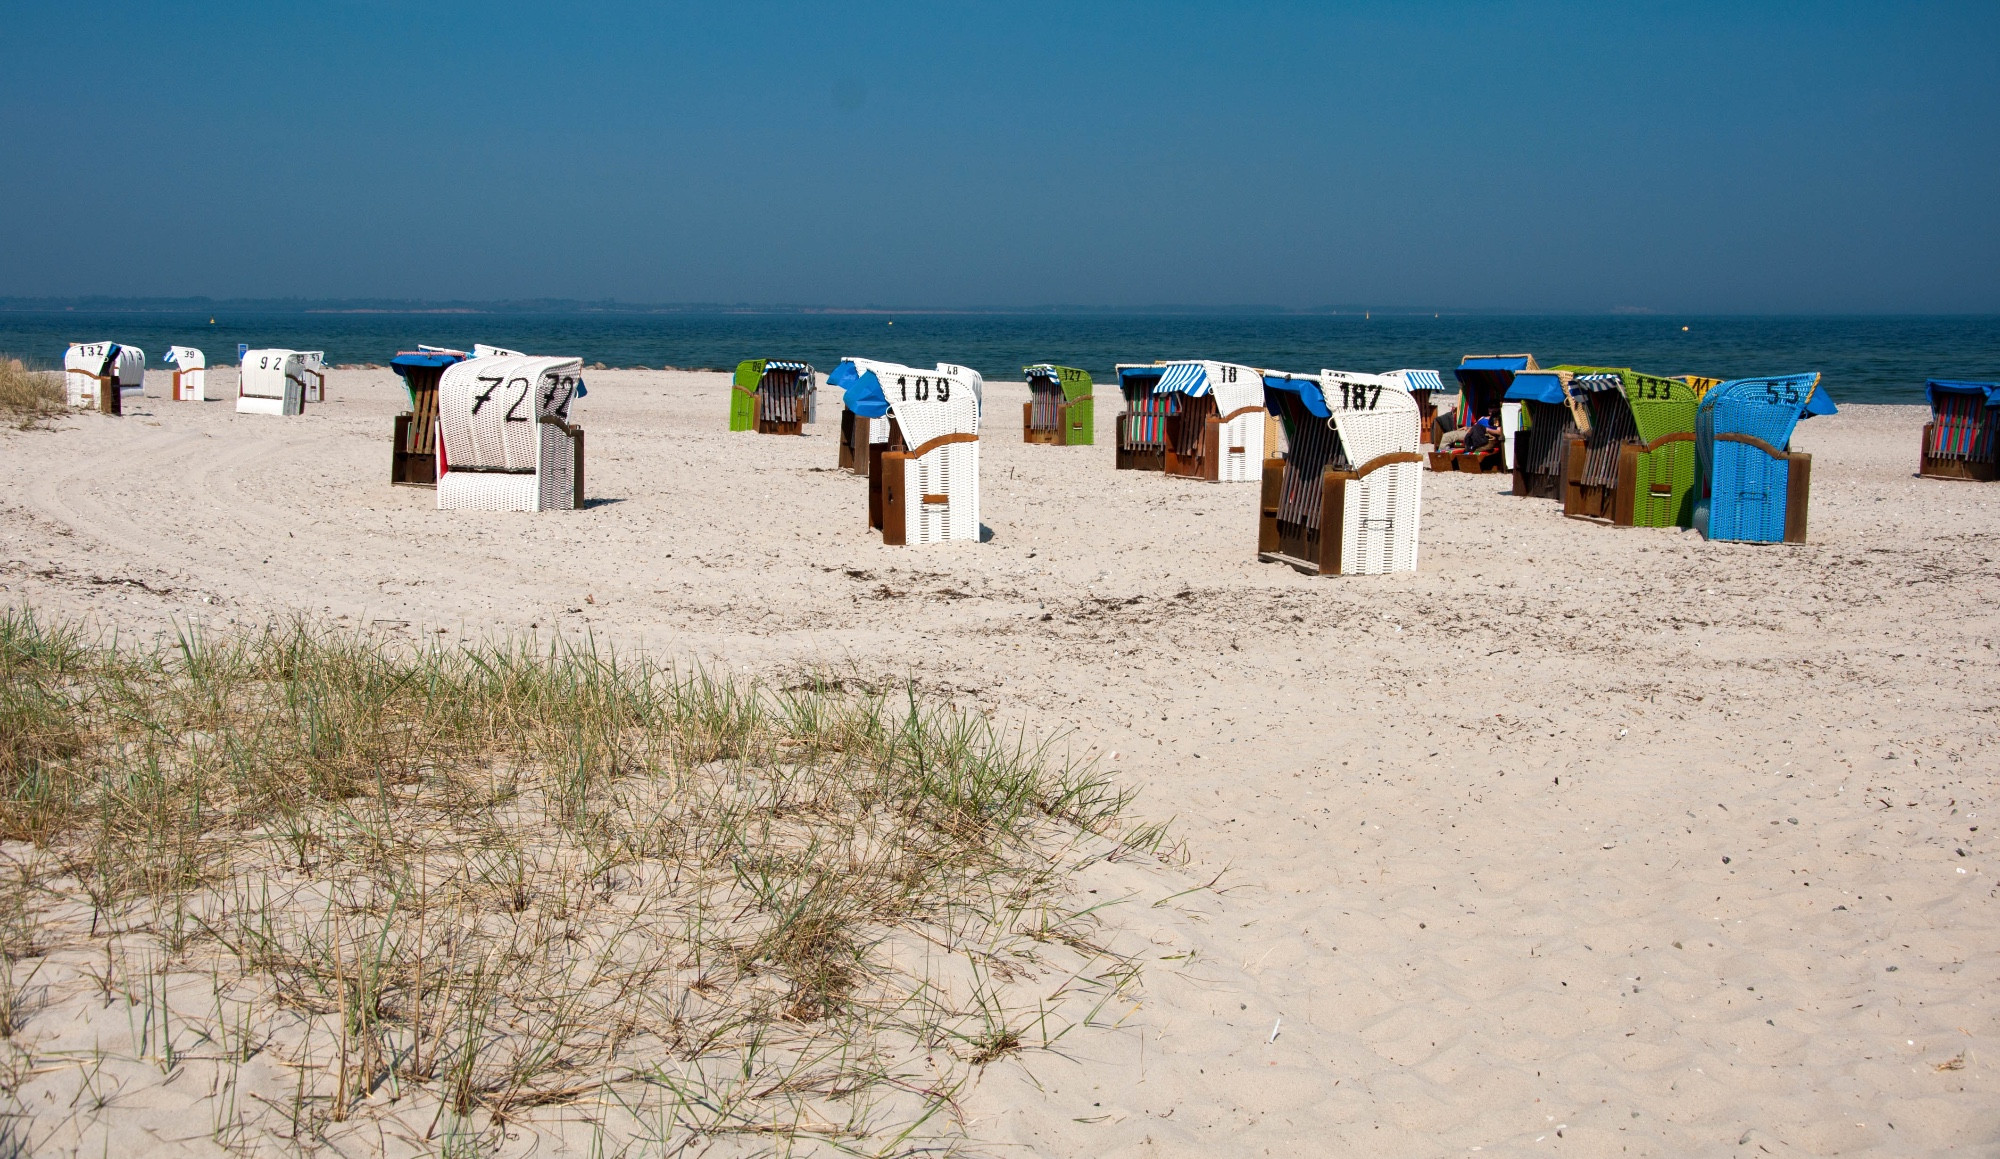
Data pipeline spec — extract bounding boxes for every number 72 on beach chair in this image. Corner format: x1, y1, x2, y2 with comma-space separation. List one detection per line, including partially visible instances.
435, 354, 588, 512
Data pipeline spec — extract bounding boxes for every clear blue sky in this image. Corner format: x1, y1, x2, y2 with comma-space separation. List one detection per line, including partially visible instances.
3, 1, 1994, 312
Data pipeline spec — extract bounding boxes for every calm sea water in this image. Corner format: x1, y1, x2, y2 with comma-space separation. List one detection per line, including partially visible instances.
4, 312, 1994, 404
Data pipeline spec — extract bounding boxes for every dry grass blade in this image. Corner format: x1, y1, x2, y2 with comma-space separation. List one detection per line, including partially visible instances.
0, 357, 64, 429
0, 606, 1160, 1154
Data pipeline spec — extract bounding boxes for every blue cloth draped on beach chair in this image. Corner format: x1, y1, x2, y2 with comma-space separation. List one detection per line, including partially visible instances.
1694, 374, 1832, 543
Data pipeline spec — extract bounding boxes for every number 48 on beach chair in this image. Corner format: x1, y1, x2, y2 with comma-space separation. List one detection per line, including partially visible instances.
435, 354, 588, 512
1258, 370, 1423, 575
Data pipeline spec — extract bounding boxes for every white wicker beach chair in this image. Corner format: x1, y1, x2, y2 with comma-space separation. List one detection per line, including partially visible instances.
164, 346, 206, 401
1152, 360, 1267, 482
835, 358, 982, 545
435, 354, 586, 512
237, 349, 324, 416
1259, 370, 1423, 575
63, 342, 142, 411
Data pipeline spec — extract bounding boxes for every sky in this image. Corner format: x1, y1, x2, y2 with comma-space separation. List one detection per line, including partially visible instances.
1, 1, 1995, 312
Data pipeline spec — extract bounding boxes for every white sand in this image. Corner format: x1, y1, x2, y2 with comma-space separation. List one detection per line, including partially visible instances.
1, 367, 1994, 1156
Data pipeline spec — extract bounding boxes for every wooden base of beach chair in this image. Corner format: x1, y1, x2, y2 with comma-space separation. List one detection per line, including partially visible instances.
1430, 449, 1504, 473
754, 397, 804, 436
1512, 461, 1562, 499
1783, 452, 1811, 543
1257, 453, 1422, 576
1023, 402, 1061, 445
1117, 444, 1165, 471
1919, 425, 1999, 480
391, 413, 438, 487
1562, 438, 1619, 522
840, 411, 869, 475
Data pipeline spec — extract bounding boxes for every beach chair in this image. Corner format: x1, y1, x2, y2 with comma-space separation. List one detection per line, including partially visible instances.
1502, 371, 1579, 499
1548, 367, 1708, 526
1022, 365, 1094, 445
830, 360, 897, 475
1258, 370, 1423, 575
237, 349, 324, 416
164, 347, 206, 401
1113, 364, 1171, 470
63, 342, 142, 413
1147, 360, 1267, 482
730, 360, 816, 435
1919, 380, 2000, 482
1387, 368, 1450, 448
1436, 354, 1537, 472
388, 346, 471, 486
833, 358, 982, 545
435, 354, 587, 512
1693, 373, 1832, 543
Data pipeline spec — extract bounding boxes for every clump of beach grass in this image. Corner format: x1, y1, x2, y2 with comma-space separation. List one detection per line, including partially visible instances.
0, 607, 1161, 1154
0, 357, 64, 428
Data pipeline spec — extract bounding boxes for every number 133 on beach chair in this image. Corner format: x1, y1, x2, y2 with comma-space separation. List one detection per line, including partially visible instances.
1258, 370, 1423, 575
436, 355, 588, 512
832, 358, 983, 546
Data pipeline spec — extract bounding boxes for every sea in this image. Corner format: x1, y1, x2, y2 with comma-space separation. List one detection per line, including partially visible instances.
4, 311, 1995, 404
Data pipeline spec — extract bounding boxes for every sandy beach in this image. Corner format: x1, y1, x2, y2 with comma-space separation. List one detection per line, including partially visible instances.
1, 367, 1994, 1156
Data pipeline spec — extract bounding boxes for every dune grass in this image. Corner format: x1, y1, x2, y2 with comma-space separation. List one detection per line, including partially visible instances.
0, 357, 64, 428
0, 607, 1161, 1154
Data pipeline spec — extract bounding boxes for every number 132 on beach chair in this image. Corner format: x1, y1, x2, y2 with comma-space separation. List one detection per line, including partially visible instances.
1258, 370, 1423, 575
435, 355, 588, 512
832, 358, 982, 546
64, 342, 142, 414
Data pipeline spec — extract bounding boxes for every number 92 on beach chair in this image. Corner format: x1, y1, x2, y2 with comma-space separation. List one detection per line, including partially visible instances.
1694, 373, 1833, 543
63, 342, 144, 414
435, 355, 588, 512
831, 358, 982, 545
1258, 370, 1423, 575
236, 350, 325, 416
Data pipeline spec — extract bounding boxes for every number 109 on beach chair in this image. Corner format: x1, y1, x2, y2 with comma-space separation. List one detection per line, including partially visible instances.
435, 355, 588, 512
831, 358, 982, 546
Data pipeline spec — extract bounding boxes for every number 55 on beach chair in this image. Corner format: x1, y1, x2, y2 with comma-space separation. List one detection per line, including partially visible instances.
1919, 380, 2000, 482
1021, 365, 1093, 445
1258, 370, 1423, 575
435, 354, 588, 512
730, 360, 816, 435
237, 349, 323, 416
1693, 373, 1833, 544
832, 358, 983, 546
1151, 361, 1267, 482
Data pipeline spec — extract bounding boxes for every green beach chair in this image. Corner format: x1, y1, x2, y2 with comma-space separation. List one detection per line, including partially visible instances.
731, 360, 815, 435
1022, 364, 1094, 445
1549, 366, 1702, 526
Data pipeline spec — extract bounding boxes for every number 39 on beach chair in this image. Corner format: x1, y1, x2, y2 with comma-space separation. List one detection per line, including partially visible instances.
1151, 361, 1267, 482
1258, 370, 1423, 575
1021, 365, 1093, 445
1919, 380, 2000, 482
832, 358, 983, 546
164, 347, 206, 401
730, 360, 816, 435
236, 350, 325, 416
436, 355, 588, 512
1694, 373, 1833, 544
64, 342, 143, 414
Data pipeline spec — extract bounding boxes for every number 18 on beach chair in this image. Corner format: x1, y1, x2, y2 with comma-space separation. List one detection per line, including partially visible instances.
1694, 373, 1832, 543
64, 342, 142, 414
833, 358, 983, 546
730, 360, 816, 435
1919, 380, 2000, 482
435, 354, 588, 512
1152, 361, 1267, 482
1022, 365, 1094, 445
1258, 371, 1423, 575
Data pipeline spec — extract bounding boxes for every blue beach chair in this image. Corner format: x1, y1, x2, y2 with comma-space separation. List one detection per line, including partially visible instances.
1693, 374, 1834, 543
